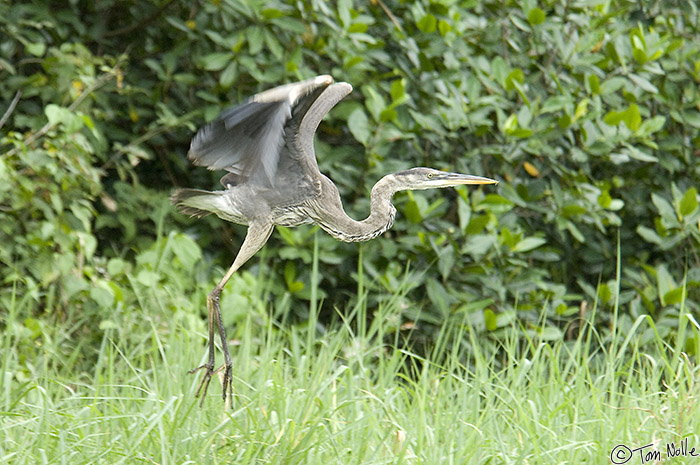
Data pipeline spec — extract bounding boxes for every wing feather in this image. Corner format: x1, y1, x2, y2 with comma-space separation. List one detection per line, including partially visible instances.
187, 75, 334, 186
296, 82, 353, 171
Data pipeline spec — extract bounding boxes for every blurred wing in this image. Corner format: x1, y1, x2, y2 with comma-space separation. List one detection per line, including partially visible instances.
187, 75, 334, 187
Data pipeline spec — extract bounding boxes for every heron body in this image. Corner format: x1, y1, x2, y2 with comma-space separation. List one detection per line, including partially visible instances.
172, 75, 497, 404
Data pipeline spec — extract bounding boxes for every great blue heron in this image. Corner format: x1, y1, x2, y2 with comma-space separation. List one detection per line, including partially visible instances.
172, 75, 497, 404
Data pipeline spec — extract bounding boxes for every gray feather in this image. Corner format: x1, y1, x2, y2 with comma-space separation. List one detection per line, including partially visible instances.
187, 75, 335, 187
170, 189, 218, 218
297, 82, 353, 162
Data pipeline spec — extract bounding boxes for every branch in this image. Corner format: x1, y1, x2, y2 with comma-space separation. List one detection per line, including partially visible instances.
5, 72, 115, 158
0, 90, 22, 131
375, 0, 404, 32
100, 125, 167, 170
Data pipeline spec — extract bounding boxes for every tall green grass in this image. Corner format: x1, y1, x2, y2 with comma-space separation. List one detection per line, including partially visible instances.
2, 235, 699, 464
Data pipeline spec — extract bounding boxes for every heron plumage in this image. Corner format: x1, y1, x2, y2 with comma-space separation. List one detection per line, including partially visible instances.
172, 76, 497, 405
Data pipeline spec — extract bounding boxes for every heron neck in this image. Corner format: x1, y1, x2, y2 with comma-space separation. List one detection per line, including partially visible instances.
317, 175, 398, 243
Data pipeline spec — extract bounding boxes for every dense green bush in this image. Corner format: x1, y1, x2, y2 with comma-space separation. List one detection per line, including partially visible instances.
1, 0, 698, 358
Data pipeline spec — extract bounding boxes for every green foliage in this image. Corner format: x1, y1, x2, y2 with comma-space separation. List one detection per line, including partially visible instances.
3, 268, 699, 462
3, 4, 700, 461
1, 0, 699, 358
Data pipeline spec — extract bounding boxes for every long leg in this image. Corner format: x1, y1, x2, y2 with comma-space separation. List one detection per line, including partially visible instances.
190, 221, 274, 405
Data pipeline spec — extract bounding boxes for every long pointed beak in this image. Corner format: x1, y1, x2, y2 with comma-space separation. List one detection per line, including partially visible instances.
438, 172, 498, 186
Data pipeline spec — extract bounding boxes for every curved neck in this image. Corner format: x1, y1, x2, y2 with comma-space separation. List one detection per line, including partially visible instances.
316, 175, 398, 243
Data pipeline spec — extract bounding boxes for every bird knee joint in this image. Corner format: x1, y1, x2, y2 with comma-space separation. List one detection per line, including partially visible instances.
207, 288, 221, 303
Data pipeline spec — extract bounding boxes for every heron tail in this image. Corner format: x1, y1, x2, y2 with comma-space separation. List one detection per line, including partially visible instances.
170, 189, 219, 218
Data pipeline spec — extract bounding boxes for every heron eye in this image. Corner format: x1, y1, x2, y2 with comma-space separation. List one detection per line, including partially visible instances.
427, 173, 433, 179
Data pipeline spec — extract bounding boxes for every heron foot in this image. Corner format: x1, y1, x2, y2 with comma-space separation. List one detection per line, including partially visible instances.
189, 363, 233, 406
189, 363, 216, 406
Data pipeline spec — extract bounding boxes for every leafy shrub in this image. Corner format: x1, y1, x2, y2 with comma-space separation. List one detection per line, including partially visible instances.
1, 0, 698, 356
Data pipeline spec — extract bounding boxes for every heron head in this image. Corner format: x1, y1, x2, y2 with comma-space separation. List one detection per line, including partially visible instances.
391, 167, 497, 191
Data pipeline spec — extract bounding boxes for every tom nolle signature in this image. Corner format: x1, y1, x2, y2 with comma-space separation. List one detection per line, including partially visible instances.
611, 438, 699, 464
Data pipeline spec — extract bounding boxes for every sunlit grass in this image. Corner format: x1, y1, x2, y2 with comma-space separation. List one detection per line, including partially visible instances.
2, 239, 699, 464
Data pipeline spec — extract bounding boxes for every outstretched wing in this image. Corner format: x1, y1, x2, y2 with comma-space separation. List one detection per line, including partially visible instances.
187, 75, 334, 187
293, 82, 353, 174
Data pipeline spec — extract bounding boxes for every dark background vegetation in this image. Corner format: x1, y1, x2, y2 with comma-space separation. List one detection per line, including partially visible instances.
2, 0, 699, 370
